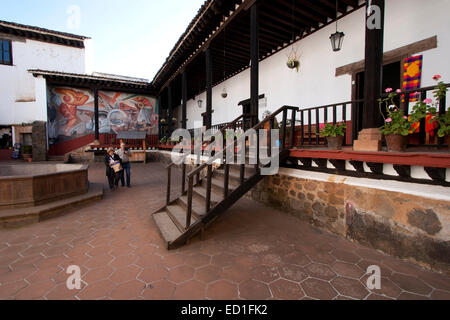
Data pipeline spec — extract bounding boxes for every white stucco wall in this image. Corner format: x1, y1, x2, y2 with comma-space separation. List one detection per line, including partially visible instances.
186, 0, 450, 129
0, 37, 87, 126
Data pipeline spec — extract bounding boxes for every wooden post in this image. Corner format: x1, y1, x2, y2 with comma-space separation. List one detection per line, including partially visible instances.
158, 96, 163, 141
290, 109, 296, 148
206, 48, 213, 130
363, 0, 385, 129
250, 2, 260, 128
182, 71, 188, 130
168, 84, 173, 137
166, 166, 171, 205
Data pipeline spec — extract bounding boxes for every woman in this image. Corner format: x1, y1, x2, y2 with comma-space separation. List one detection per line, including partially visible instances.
105, 148, 122, 191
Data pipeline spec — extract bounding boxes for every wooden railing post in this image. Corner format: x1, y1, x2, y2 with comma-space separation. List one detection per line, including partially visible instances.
342, 104, 347, 146
315, 108, 320, 146
290, 109, 296, 148
196, 153, 201, 185
308, 109, 312, 145
300, 111, 304, 146
166, 166, 171, 205
224, 163, 230, 198
186, 176, 193, 229
438, 94, 447, 146
281, 109, 288, 150
268, 117, 274, 159
182, 162, 186, 194
205, 164, 212, 213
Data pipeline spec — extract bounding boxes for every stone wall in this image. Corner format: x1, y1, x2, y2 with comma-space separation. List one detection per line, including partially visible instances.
249, 169, 450, 273
32, 121, 47, 161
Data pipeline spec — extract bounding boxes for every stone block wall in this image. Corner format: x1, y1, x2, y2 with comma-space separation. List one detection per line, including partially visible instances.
249, 169, 450, 273
32, 121, 47, 161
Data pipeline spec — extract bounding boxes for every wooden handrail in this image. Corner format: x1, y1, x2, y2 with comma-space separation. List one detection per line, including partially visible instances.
184, 105, 298, 229
165, 114, 246, 206
187, 106, 299, 178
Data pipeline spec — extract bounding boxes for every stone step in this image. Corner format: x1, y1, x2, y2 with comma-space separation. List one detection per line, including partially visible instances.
166, 204, 197, 231
153, 211, 182, 246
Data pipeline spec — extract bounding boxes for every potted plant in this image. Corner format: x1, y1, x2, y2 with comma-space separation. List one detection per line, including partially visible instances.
378, 88, 419, 152
286, 47, 301, 72
22, 145, 32, 162
321, 123, 346, 150
160, 137, 167, 145
426, 75, 449, 141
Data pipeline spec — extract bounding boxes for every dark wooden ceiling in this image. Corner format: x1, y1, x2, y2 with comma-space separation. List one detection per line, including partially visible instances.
156, 0, 366, 110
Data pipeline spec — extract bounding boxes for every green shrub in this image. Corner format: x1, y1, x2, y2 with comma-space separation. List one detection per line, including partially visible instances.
321, 123, 346, 137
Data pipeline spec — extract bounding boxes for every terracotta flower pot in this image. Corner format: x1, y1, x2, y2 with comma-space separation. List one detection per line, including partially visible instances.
385, 134, 408, 152
327, 136, 344, 150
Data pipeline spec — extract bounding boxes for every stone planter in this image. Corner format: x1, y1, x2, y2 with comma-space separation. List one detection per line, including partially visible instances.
385, 134, 408, 152
326, 136, 344, 150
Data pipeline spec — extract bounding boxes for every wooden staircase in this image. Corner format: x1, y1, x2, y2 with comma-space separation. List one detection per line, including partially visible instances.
152, 106, 298, 249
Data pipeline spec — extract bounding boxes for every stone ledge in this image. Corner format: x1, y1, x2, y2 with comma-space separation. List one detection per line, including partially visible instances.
279, 168, 450, 202
0, 183, 104, 229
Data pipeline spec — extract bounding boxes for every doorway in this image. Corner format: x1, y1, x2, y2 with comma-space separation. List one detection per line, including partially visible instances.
354, 61, 402, 133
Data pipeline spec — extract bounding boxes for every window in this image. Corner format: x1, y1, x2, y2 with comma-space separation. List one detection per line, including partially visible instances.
0, 39, 12, 65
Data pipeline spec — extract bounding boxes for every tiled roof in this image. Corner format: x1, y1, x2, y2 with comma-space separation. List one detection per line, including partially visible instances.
0, 20, 89, 48
29, 70, 154, 94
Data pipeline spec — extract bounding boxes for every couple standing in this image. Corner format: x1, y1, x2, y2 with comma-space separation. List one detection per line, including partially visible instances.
105, 143, 132, 191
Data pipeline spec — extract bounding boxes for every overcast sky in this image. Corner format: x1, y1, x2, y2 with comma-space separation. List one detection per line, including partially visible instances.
0, 0, 205, 81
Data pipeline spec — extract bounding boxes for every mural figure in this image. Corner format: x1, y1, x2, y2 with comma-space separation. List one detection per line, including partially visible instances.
55, 88, 92, 136
48, 87, 95, 144
48, 86, 158, 145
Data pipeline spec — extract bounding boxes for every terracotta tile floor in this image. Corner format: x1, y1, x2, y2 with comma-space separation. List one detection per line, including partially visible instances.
0, 161, 449, 300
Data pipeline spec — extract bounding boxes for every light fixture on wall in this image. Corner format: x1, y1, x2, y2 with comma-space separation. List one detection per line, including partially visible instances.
197, 99, 203, 109
330, 0, 345, 52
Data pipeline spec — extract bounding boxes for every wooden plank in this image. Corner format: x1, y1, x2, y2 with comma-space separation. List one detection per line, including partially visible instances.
289, 149, 450, 169
336, 36, 438, 77
153, 211, 182, 247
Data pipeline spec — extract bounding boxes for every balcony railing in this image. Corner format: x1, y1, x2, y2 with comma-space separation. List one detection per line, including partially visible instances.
184, 84, 448, 150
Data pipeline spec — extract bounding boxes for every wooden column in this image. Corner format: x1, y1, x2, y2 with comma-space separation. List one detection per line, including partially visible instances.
363, 0, 385, 129
250, 2, 260, 128
158, 96, 163, 140
205, 48, 212, 130
182, 71, 187, 130
168, 84, 173, 136
93, 88, 99, 140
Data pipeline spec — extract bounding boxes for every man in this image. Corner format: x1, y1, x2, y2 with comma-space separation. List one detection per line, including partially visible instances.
116, 142, 132, 188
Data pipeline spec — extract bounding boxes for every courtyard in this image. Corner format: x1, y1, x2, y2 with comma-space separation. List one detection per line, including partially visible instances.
0, 161, 448, 300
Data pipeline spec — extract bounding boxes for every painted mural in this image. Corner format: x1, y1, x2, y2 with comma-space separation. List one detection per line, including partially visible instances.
47, 86, 158, 145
